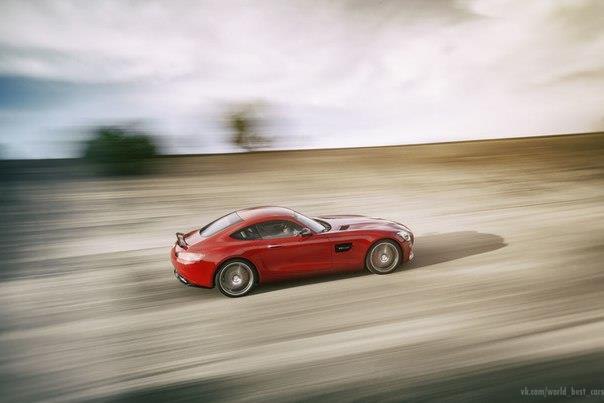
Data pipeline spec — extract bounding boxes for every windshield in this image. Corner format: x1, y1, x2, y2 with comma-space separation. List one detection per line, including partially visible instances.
200, 212, 242, 237
294, 212, 327, 233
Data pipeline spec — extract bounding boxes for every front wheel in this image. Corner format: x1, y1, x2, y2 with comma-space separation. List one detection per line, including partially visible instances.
216, 260, 256, 297
365, 240, 401, 274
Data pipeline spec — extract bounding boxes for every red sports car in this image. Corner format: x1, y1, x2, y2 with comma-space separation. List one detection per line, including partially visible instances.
171, 206, 414, 297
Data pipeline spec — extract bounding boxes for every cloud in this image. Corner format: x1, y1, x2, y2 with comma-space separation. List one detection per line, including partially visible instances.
0, 0, 603, 157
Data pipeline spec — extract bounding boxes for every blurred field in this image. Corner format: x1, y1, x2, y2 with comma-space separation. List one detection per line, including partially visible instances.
1, 133, 603, 402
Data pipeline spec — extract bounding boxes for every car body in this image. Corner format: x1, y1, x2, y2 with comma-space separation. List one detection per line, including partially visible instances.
170, 206, 414, 297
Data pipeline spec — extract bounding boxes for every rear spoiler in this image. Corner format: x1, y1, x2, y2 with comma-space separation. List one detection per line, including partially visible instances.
176, 232, 188, 249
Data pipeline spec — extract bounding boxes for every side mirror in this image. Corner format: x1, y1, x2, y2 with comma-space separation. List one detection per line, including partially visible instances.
299, 228, 312, 237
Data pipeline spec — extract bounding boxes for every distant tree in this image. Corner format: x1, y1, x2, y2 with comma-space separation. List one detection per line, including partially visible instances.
0, 145, 12, 184
83, 126, 157, 175
227, 104, 271, 151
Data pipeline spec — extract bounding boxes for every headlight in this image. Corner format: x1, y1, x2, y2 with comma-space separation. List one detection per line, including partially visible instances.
396, 229, 412, 242
177, 252, 205, 264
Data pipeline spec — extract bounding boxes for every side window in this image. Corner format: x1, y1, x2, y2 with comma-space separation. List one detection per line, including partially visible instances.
231, 225, 261, 240
256, 220, 303, 239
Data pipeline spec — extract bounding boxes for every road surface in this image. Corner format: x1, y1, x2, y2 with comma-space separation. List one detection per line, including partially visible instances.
1, 133, 603, 401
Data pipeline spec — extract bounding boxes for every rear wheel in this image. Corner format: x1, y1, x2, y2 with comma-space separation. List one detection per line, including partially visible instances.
216, 259, 256, 297
365, 240, 401, 274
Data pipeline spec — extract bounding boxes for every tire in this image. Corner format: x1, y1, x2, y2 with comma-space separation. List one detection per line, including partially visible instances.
215, 259, 257, 297
365, 240, 401, 274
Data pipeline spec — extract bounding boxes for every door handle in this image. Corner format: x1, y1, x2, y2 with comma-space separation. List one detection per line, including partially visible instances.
267, 244, 283, 249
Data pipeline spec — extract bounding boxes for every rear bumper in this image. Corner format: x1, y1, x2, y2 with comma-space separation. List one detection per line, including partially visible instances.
170, 246, 215, 288
174, 269, 189, 285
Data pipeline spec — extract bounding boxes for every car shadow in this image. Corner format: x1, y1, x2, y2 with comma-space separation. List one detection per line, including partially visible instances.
407, 231, 507, 270
255, 231, 507, 294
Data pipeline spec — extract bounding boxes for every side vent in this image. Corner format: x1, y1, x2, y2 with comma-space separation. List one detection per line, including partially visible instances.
335, 243, 352, 253
339, 225, 350, 230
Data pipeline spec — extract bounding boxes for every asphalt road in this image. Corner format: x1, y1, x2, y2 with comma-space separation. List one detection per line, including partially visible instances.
1, 133, 603, 402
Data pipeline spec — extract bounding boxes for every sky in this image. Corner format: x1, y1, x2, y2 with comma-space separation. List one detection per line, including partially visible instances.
0, 0, 603, 158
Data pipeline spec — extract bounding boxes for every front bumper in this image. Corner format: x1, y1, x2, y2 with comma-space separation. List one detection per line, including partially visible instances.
401, 241, 414, 262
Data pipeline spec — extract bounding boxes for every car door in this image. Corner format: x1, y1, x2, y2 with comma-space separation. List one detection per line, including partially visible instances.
255, 220, 333, 278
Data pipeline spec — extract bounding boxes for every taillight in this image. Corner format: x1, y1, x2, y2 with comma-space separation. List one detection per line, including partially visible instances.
177, 252, 204, 264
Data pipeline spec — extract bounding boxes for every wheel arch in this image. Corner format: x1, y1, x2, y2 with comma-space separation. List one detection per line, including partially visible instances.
366, 237, 403, 255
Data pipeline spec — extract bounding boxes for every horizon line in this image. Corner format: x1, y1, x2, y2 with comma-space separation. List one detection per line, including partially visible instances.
3, 130, 603, 162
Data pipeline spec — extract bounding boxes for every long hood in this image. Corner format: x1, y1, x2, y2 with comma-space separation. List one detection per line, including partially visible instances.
317, 215, 409, 232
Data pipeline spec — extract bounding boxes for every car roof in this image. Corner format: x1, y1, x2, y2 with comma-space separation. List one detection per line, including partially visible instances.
236, 206, 296, 221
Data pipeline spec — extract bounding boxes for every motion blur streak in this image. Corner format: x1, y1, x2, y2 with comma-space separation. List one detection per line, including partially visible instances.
1, 133, 603, 401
